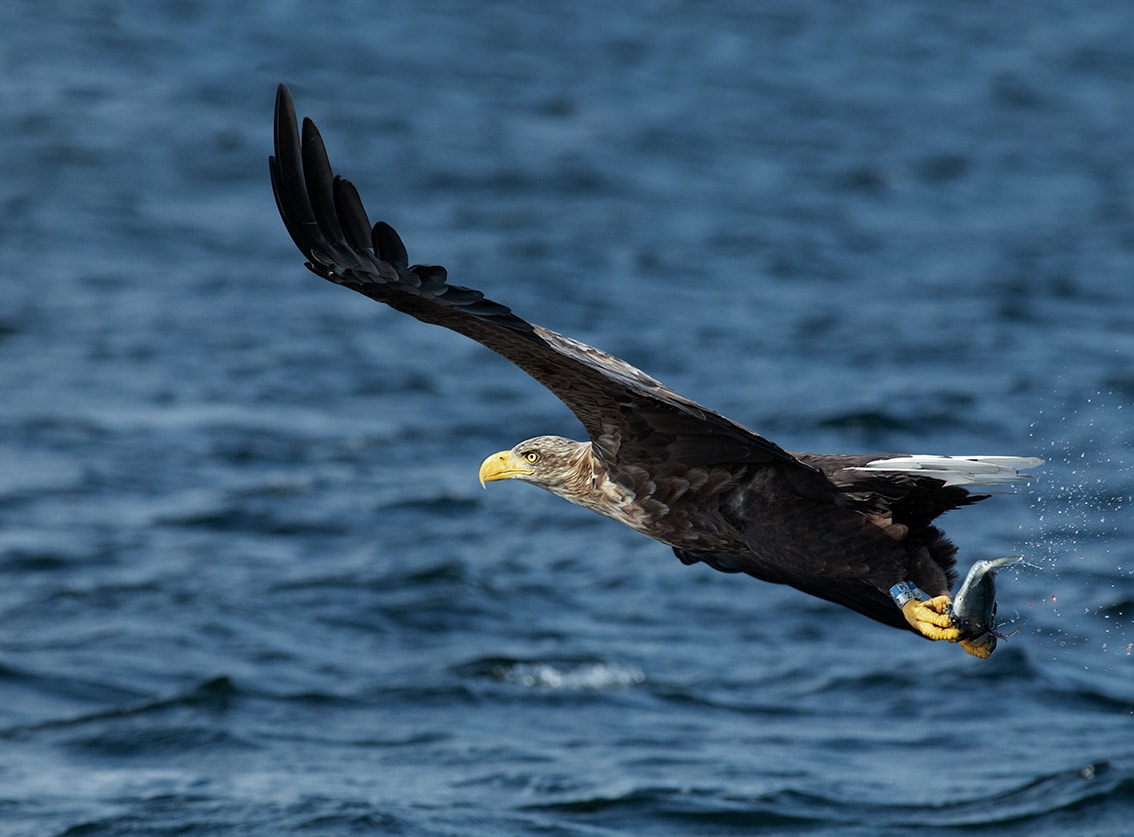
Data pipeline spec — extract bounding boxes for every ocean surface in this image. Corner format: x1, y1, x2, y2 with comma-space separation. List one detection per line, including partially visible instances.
2, 2, 1132, 834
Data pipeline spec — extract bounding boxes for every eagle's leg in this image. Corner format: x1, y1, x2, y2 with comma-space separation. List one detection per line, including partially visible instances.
890, 582, 993, 658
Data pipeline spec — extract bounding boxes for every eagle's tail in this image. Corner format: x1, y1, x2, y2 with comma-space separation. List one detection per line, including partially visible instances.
849, 455, 1043, 487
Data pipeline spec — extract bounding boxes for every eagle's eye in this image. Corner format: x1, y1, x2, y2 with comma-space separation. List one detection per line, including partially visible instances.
522, 450, 541, 464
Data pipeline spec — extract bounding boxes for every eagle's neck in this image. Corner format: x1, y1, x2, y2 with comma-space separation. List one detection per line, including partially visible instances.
551, 442, 667, 535
539, 440, 749, 553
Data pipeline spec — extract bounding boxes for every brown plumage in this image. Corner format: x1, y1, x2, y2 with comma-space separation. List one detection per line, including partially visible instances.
269, 84, 1039, 649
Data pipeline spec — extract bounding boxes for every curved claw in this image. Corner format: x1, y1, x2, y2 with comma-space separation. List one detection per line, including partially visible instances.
958, 637, 995, 659
901, 595, 962, 642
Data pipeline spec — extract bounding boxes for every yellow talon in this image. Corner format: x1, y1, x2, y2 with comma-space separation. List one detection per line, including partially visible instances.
901, 595, 962, 642
958, 637, 994, 659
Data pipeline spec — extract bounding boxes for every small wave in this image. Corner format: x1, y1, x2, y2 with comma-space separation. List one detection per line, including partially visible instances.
157, 505, 347, 536
459, 657, 645, 691
377, 495, 481, 514
499, 661, 646, 691
65, 722, 257, 759
816, 408, 913, 432
930, 759, 1134, 829
0, 675, 241, 740
523, 784, 831, 830
520, 762, 1134, 833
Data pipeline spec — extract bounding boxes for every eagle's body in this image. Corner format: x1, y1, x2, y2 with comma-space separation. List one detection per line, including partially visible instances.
270, 85, 1039, 657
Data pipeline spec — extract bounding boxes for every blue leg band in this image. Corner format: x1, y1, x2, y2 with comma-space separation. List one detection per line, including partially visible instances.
889, 581, 928, 609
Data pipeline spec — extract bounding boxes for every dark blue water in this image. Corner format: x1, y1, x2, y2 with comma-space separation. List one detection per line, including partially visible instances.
2, 2, 1132, 834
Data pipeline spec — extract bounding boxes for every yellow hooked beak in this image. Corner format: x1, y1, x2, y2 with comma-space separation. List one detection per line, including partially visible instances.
478, 450, 534, 488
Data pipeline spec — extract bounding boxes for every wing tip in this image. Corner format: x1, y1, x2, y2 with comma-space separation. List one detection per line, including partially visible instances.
270, 82, 389, 278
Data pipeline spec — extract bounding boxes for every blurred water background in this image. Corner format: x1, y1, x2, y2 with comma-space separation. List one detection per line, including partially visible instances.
1, 2, 1132, 834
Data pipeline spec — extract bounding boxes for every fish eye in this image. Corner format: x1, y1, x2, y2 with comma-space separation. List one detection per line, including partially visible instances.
523, 451, 540, 464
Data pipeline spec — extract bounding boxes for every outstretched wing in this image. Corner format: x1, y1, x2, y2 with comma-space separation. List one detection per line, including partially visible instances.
269, 84, 819, 480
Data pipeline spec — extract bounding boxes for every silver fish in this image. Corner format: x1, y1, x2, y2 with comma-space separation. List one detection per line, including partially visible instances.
948, 556, 1021, 655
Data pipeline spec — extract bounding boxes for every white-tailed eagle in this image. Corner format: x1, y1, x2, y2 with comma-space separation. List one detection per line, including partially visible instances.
269, 84, 1040, 657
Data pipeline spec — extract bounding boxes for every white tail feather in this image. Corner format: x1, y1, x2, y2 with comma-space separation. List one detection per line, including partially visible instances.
849, 455, 1043, 486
